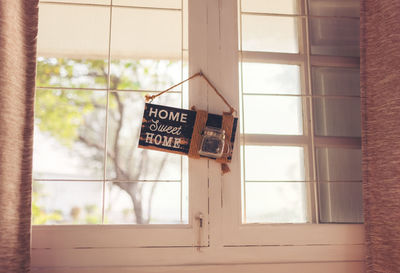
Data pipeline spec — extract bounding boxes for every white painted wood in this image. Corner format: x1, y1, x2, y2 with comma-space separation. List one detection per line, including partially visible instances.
32, 225, 196, 248
202, 0, 225, 249
310, 55, 360, 68
32, 0, 209, 249
223, 0, 364, 247
31, 244, 364, 267
242, 51, 304, 64
222, 223, 364, 245
32, 262, 365, 273
31, 1, 366, 271
314, 136, 361, 148
188, 0, 212, 248
242, 134, 308, 146
240, 133, 360, 149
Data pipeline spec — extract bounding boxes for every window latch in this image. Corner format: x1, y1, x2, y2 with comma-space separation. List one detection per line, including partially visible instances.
197, 212, 203, 228
195, 212, 204, 251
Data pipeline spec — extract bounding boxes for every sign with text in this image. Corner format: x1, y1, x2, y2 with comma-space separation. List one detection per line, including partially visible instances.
139, 103, 238, 159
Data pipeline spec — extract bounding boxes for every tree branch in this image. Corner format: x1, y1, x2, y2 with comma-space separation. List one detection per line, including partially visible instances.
110, 92, 125, 180
77, 135, 129, 179
146, 154, 169, 224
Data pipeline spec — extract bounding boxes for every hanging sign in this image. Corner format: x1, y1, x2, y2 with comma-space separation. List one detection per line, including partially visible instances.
139, 103, 238, 160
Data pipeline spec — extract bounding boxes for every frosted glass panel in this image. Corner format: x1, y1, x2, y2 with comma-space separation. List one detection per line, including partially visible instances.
32, 181, 103, 225
37, 4, 110, 59
242, 0, 299, 14
243, 95, 303, 135
37, 4, 110, 88
242, 15, 299, 53
40, 0, 110, 4
316, 148, 362, 182
245, 182, 307, 223
310, 18, 359, 57
111, 7, 181, 60
309, 0, 360, 17
313, 97, 361, 137
113, 0, 181, 9
242, 63, 301, 94
316, 148, 362, 223
312, 67, 360, 96
110, 7, 182, 91
319, 182, 363, 223
105, 182, 186, 224
244, 146, 305, 181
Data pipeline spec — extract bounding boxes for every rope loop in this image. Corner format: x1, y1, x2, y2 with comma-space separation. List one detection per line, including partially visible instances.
145, 71, 236, 115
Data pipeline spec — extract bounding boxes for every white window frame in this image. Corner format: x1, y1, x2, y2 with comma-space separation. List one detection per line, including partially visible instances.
32, 0, 365, 271
32, 0, 208, 249
222, 0, 363, 246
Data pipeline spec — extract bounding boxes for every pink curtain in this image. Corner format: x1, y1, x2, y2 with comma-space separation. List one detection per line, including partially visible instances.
0, 1, 39, 272
361, 0, 400, 272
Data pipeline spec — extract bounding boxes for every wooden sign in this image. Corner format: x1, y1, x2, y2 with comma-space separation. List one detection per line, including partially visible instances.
139, 103, 238, 160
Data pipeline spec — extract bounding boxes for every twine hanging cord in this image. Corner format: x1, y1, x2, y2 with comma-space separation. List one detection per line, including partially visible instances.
145, 71, 237, 115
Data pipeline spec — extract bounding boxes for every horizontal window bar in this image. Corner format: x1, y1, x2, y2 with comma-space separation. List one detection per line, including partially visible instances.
241, 11, 359, 20
241, 51, 304, 64
241, 134, 361, 148
37, 86, 108, 91
241, 51, 360, 68
109, 89, 182, 94
33, 178, 182, 183
39, 1, 182, 12
314, 136, 361, 148
36, 86, 182, 94
242, 92, 361, 99
245, 180, 362, 183
241, 11, 303, 17
32, 223, 192, 229
241, 134, 308, 146
311, 55, 360, 68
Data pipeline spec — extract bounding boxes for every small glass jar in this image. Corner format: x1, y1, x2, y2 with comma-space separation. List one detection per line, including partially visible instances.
198, 127, 225, 158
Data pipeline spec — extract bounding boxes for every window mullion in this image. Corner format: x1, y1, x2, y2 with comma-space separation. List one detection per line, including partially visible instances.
241, 51, 304, 64
302, 0, 319, 224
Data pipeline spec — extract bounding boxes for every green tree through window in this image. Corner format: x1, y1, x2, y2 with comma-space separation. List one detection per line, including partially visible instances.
34, 57, 182, 224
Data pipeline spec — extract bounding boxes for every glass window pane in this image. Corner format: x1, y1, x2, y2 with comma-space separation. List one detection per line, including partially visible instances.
310, 18, 360, 57
109, 59, 182, 91
183, 0, 188, 51
241, 0, 299, 14
244, 182, 307, 223
111, 7, 181, 60
113, 0, 181, 9
316, 148, 362, 182
309, 0, 360, 17
104, 182, 186, 224
40, 0, 110, 4
312, 67, 360, 96
244, 146, 305, 181
33, 90, 106, 180
106, 92, 182, 181
242, 63, 301, 95
313, 97, 361, 137
318, 182, 363, 223
36, 57, 109, 89
110, 7, 182, 91
243, 95, 303, 135
242, 15, 299, 53
32, 181, 103, 225
37, 4, 109, 88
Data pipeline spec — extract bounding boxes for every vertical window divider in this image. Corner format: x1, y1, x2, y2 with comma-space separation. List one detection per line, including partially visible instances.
303, 0, 319, 224
238, 0, 248, 224
102, 0, 113, 224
